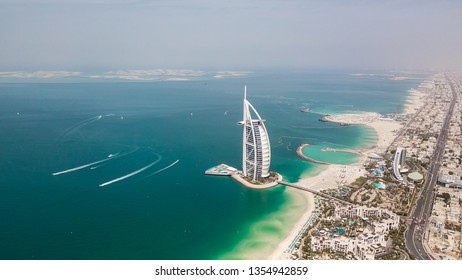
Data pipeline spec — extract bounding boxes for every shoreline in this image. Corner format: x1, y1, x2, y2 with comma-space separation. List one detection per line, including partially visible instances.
269, 189, 315, 260
268, 82, 430, 259
231, 173, 282, 189
405, 88, 427, 115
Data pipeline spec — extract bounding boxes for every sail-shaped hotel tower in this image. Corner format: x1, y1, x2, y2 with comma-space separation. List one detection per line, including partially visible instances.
240, 86, 271, 181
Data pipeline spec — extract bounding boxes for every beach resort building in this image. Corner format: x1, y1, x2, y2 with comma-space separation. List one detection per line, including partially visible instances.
310, 224, 389, 260
239, 86, 271, 181
334, 205, 400, 230
310, 205, 399, 260
206, 87, 280, 189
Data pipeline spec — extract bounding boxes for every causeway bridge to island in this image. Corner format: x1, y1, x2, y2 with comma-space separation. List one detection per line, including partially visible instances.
277, 181, 354, 206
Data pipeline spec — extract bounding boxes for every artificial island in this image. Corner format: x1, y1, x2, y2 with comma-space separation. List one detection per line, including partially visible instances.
207, 74, 462, 261
205, 86, 282, 189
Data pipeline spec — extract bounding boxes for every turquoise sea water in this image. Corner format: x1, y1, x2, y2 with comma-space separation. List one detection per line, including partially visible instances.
0, 71, 421, 259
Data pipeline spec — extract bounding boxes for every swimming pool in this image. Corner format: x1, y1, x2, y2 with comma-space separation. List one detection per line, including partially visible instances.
334, 227, 346, 235
372, 169, 383, 176
373, 182, 387, 189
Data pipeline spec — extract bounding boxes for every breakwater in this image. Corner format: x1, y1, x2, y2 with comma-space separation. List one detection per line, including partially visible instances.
296, 144, 330, 165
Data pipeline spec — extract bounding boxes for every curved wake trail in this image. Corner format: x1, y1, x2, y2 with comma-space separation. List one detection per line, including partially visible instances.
147, 160, 179, 177
52, 149, 137, 176
99, 156, 162, 187
59, 114, 116, 141
59, 116, 101, 140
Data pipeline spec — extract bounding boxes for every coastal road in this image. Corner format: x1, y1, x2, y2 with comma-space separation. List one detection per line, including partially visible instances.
397, 248, 410, 260
404, 75, 458, 260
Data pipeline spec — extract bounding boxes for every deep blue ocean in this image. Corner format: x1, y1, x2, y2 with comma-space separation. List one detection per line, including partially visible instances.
0, 70, 422, 259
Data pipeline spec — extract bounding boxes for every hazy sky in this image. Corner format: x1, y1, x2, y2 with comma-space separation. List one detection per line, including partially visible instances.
1, 0, 461, 71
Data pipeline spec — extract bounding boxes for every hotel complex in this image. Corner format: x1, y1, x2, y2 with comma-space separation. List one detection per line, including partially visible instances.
240, 86, 271, 181
206, 86, 280, 189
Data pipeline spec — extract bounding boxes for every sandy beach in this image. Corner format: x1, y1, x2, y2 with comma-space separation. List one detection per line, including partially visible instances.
269, 190, 315, 260
269, 164, 367, 259
405, 88, 428, 115
268, 109, 414, 259
324, 112, 402, 153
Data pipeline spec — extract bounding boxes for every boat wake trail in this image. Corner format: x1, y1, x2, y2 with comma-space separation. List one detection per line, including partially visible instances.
52, 149, 137, 176
147, 160, 179, 177
58, 114, 116, 141
90, 163, 109, 170
99, 155, 162, 187
59, 115, 101, 140
53, 156, 119, 176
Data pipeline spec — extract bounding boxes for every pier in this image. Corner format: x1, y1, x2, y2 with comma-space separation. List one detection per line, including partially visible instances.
277, 180, 353, 206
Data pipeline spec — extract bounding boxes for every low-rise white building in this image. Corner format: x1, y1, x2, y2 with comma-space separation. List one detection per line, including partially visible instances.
310, 206, 399, 260
334, 205, 400, 230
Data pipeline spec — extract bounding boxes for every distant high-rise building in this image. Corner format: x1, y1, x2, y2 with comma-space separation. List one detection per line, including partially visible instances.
240, 86, 271, 181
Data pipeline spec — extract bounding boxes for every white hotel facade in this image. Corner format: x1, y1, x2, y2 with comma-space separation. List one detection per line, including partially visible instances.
240, 86, 271, 182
